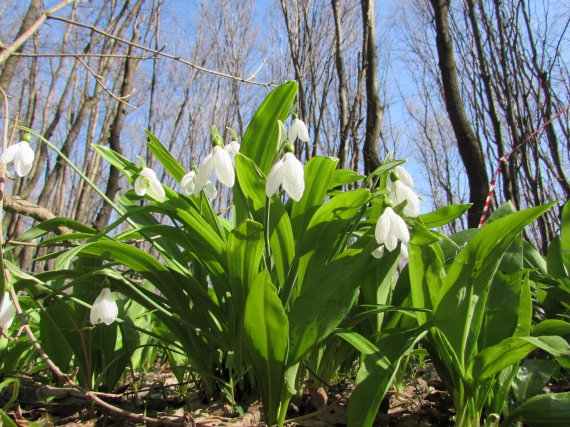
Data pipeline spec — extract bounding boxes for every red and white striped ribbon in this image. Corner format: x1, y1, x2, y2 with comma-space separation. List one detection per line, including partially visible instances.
477, 104, 570, 228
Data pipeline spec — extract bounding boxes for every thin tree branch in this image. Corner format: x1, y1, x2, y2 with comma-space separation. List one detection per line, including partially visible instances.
0, 0, 74, 65
47, 15, 274, 88
12, 52, 152, 59
76, 57, 136, 109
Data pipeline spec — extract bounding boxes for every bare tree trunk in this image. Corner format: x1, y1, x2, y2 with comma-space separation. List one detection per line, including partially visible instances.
331, 0, 349, 170
430, 0, 489, 227
361, 0, 383, 175
94, 24, 141, 229
0, 0, 42, 91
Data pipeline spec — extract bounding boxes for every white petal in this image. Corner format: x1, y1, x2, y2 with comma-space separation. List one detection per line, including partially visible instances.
14, 142, 35, 177
371, 246, 385, 259
91, 288, 118, 325
196, 153, 214, 188
213, 146, 235, 188
294, 118, 310, 142
395, 165, 414, 189
134, 176, 147, 196
148, 179, 165, 199
375, 207, 392, 245
140, 167, 158, 180
0, 144, 20, 165
388, 208, 410, 243
0, 292, 15, 331
225, 140, 240, 158
392, 181, 420, 217
203, 181, 217, 200
180, 172, 196, 196
281, 153, 305, 201
385, 234, 398, 252
266, 159, 284, 198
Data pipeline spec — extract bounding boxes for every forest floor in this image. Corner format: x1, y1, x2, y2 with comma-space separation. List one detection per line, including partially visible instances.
2, 363, 454, 427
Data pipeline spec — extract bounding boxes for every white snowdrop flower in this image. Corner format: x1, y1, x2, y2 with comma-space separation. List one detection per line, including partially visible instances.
225, 140, 240, 162
288, 118, 310, 143
202, 181, 218, 200
90, 288, 118, 326
390, 180, 420, 217
180, 171, 198, 196
266, 152, 305, 202
1, 141, 34, 177
197, 145, 235, 189
371, 246, 385, 259
0, 292, 15, 332
181, 170, 218, 200
394, 165, 414, 189
375, 207, 410, 252
134, 167, 165, 199
388, 166, 420, 217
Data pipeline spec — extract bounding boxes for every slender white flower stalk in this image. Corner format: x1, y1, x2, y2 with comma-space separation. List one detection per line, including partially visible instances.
1, 140, 34, 177
288, 117, 310, 143
375, 206, 410, 252
134, 167, 165, 199
0, 292, 15, 332
266, 147, 305, 202
90, 288, 118, 326
181, 170, 217, 200
196, 145, 235, 189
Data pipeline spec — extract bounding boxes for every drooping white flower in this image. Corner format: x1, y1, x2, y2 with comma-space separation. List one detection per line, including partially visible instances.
180, 170, 217, 200
180, 171, 197, 196
196, 145, 235, 189
266, 152, 305, 202
134, 167, 165, 199
400, 244, 409, 261
388, 166, 420, 217
225, 140, 240, 162
394, 165, 414, 189
390, 180, 420, 217
90, 288, 118, 326
0, 292, 15, 332
1, 141, 34, 177
288, 118, 310, 143
375, 207, 410, 252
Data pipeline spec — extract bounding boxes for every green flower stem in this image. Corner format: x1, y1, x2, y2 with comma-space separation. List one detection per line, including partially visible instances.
17, 126, 126, 218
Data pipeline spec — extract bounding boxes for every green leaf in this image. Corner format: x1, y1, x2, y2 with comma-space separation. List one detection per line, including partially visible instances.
290, 156, 338, 242
346, 326, 427, 427
234, 154, 295, 287
329, 169, 365, 189
240, 81, 298, 175
420, 204, 472, 228
479, 241, 532, 349
433, 203, 555, 366
533, 319, 570, 336
296, 189, 370, 290
512, 359, 560, 404
145, 130, 186, 182
560, 201, 570, 275
468, 335, 570, 380
226, 220, 265, 334
502, 392, 570, 427
288, 247, 370, 365
243, 270, 289, 425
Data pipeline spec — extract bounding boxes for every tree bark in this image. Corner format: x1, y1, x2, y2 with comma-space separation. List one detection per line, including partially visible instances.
361, 0, 383, 175
430, 0, 489, 227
